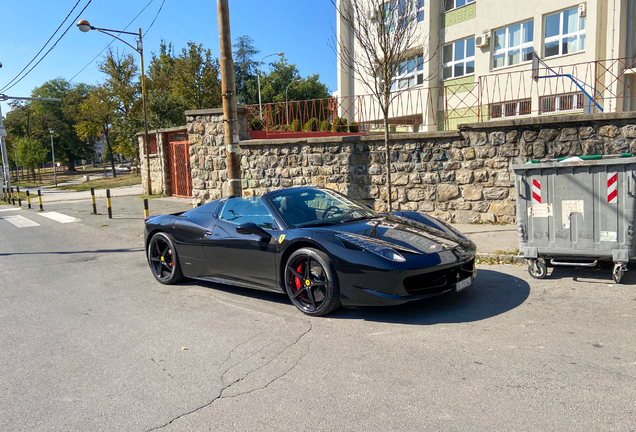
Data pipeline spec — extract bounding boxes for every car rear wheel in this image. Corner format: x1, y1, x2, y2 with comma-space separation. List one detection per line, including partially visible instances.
148, 232, 184, 284
284, 248, 341, 316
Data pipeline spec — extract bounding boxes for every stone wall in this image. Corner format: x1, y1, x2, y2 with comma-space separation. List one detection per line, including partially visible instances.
146, 109, 636, 223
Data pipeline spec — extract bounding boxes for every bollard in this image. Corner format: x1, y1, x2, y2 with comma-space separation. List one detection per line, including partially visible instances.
38, 190, 43, 211
11, 187, 14, 205
16, 186, 21, 207
90, 187, 97, 215
26, 190, 31, 209
106, 189, 112, 219
143, 198, 149, 219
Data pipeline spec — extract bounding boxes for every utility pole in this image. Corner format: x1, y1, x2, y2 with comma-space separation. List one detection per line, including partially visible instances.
217, 0, 242, 197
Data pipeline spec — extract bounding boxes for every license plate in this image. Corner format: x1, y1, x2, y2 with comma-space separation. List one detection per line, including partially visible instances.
456, 278, 472, 292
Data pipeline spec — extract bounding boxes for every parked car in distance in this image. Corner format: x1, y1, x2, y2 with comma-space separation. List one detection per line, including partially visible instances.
144, 187, 477, 316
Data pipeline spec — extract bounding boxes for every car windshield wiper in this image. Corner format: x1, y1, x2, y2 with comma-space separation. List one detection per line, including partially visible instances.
298, 220, 342, 228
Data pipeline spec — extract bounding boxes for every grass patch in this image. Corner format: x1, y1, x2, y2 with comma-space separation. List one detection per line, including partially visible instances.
10, 166, 118, 188
137, 193, 169, 200
55, 174, 141, 191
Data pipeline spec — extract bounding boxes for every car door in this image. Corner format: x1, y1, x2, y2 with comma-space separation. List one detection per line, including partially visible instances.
202, 197, 279, 290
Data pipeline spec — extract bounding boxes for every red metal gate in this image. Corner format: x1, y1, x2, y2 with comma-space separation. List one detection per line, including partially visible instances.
168, 131, 192, 197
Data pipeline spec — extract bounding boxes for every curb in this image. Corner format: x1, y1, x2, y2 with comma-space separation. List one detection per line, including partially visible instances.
476, 252, 526, 264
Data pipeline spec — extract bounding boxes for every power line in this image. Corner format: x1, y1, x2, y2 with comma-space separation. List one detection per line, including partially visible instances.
0, 0, 84, 93
144, 0, 167, 37
69, 0, 157, 83
1, 0, 93, 94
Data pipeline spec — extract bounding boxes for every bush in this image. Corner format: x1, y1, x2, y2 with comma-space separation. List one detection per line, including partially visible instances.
320, 120, 332, 132
251, 118, 264, 131
348, 121, 359, 133
304, 118, 320, 132
333, 117, 348, 132
291, 119, 302, 132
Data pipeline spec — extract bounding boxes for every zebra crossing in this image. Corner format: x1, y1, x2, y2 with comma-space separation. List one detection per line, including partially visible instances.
0, 209, 79, 228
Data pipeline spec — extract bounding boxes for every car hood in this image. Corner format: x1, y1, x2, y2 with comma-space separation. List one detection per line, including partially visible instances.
314, 212, 476, 255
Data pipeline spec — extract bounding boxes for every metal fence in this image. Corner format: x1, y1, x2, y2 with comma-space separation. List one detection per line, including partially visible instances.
245, 58, 636, 137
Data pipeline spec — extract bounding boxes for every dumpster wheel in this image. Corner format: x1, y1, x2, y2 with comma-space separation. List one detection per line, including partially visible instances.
612, 264, 626, 284
528, 259, 547, 279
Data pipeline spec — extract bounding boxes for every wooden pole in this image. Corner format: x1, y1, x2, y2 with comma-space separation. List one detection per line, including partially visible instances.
217, 0, 242, 197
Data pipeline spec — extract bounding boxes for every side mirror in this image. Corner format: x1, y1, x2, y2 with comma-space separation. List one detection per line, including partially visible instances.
236, 222, 272, 240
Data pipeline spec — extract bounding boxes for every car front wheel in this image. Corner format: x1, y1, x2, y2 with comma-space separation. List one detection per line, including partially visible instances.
148, 232, 184, 285
284, 248, 341, 316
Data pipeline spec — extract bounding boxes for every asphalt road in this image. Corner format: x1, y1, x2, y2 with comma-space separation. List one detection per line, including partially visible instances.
1, 201, 634, 431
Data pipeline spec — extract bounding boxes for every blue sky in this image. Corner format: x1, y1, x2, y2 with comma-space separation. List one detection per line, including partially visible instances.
0, 0, 338, 115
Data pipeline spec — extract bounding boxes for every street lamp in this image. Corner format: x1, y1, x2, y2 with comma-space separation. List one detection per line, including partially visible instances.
48, 128, 57, 187
285, 77, 302, 126
76, 19, 153, 195
257, 52, 284, 119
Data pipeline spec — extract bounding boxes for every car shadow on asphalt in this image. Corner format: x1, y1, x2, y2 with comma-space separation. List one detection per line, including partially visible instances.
182, 268, 530, 324
533, 262, 636, 285
330, 268, 530, 325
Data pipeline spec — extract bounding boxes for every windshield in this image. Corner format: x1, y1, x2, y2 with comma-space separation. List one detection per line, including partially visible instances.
268, 188, 378, 228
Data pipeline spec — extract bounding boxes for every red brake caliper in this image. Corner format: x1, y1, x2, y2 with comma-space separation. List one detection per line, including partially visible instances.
168, 249, 173, 265
294, 263, 304, 290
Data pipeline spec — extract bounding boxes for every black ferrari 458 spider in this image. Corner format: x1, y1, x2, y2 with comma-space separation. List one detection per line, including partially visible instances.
144, 186, 477, 316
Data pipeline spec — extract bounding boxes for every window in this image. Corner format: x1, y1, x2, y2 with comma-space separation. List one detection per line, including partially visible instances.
539, 92, 584, 114
416, 0, 425, 22
544, 7, 586, 58
219, 197, 275, 229
489, 99, 532, 119
442, 37, 475, 80
493, 20, 534, 69
444, 0, 474, 12
391, 54, 425, 90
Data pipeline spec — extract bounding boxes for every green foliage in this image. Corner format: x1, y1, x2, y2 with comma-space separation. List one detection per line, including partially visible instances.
291, 119, 302, 132
320, 120, 332, 132
172, 42, 222, 110
333, 117, 348, 132
146, 90, 187, 129
16, 137, 48, 170
304, 118, 320, 132
147, 41, 176, 93
251, 118, 264, 131
348, 121, 359, 132
233, 35, 260, 105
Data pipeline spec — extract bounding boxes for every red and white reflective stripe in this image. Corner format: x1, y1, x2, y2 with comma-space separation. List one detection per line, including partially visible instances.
532, 179, 542, 204
608, 172, 618, 204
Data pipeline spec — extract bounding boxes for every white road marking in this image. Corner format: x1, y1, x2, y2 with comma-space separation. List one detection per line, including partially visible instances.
38, 212, 79, 224
0, 208, 21, 212
0, 215, 40, 228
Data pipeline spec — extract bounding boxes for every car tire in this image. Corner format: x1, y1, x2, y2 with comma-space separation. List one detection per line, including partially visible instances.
148, 232, 184, 285
284, 248, 341, 316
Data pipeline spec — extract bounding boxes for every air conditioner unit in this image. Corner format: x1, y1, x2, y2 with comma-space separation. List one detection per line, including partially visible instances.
579, 3, 586, 17
475, 33, 490, 48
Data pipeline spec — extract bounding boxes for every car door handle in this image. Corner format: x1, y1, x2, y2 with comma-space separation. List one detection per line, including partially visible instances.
205, 230, 213, 236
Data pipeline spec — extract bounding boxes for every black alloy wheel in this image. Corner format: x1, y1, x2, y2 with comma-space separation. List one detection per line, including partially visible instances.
148, 232, 184, 284
284, 248, 341, 316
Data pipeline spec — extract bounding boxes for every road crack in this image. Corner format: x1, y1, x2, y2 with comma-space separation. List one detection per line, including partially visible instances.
146, 322, 312, 431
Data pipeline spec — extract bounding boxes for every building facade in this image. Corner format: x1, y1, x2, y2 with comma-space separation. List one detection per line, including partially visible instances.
336, 0, 636, 130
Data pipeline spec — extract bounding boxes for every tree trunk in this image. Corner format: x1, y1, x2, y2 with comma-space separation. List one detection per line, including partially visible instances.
384, 114, 392, 212
104, 127, 117, 178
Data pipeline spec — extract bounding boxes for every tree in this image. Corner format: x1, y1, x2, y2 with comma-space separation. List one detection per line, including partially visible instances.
147, 41, 176, 93
98, 49, 142, 159
332, 0, 422, 211
75, 85, 119, 178
16, 137, 48, 182
172, 42, 222, 109
233, 35, 260, 105
31, 78, 93, 172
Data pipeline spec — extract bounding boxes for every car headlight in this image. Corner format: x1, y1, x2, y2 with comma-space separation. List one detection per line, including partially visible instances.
336, 233, 406, 262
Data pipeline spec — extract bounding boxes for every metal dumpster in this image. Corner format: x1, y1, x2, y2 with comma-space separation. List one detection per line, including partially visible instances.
511, 156, 636, 283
